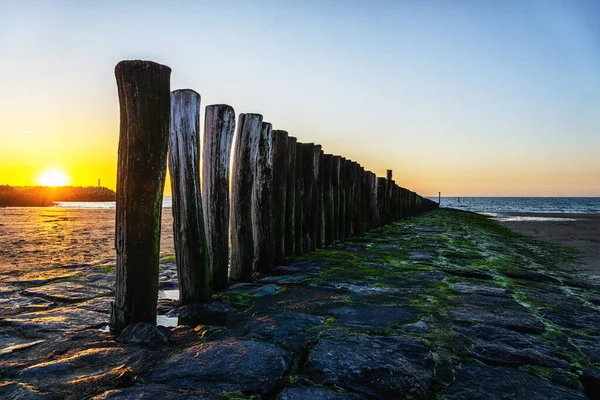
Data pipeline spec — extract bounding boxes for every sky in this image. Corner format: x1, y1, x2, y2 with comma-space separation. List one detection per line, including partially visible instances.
1, 0, 599, 197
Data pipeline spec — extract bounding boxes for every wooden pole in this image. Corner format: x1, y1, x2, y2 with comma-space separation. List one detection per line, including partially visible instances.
323, 154, 334, 246
203, 104, 236, 293
169, 89, 210, 304
285, 137, 297, 258
252, 122, 273, 273
230, 113, 262, 282
111, 60, 171, 331
332, 156, 341, 241
294, 141, 304, 255
271, 130, 288, 264
302, 143, 315, 251
377, 177, 386, 227
314, 146, 324, 249
343, 159, 353, 239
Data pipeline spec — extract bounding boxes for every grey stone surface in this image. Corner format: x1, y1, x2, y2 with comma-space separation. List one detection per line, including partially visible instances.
152, 339, 292, 394
304, 335, 433, 399
117, 322, 169, 346
327, 304, 418, 333
443, 363, 588, 400
235, 312, 325, 351
449, 306, 545, 334
91, 385, 219, 400
21, 281, 111, 303
277, 386, 366, 400
7, 307, 108, 333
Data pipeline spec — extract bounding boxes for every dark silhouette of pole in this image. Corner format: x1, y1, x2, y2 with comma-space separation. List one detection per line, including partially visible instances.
285, 136, 297, 257
271, 130, 288, 265
111, 60, 171, 331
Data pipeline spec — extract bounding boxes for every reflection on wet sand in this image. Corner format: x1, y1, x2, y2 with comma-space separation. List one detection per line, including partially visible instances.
0, 207, 174, 276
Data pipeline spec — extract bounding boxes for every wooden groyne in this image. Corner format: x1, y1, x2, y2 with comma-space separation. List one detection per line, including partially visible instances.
109, 60, 439, 331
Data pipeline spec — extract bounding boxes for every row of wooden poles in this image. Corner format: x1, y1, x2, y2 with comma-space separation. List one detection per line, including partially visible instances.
109, 60, 438, 331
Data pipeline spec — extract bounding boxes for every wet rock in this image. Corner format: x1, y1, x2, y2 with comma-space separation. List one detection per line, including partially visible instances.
539, 307, 600, 335
22, 281, 111, 303
225, 283, 282, 297
324, 282, 402, 295
117, 323, 169, 346
580, 368, 600, 400
399, 316, 431, 333
166, 301, 239, 326
455, 325, 569, 369
452, 283, 509, 297
572, 337, 600, 364
444, 363, 587, 400
0, 339, 45, 356
91, 384, 220, 399
442, 268, 494, 280
234, 312, 325, 352
327, 304, 417, 334
152, 339, 292, 394
304, 335, 433, 399
18, 347, 125, 382
449, 306, 545, 334
452, 294, 523, 309
277, 386, 367, 400
0, 382, 60, 399
407, 251, 436, 260
77, 296, 113, 314
79, 273, 115, 290
503, 270, 562, 285
0, 296, 53, 316
8, 307, 108, 334
260, 275, 309, 284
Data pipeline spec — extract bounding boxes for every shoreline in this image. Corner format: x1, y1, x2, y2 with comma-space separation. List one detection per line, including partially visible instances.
495, 212, 600, 275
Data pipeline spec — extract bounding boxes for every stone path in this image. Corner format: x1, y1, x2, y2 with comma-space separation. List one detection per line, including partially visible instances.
1, 209, 599, 399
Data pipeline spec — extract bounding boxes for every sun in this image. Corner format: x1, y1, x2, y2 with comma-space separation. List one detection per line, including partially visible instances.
37, 169, 70, 187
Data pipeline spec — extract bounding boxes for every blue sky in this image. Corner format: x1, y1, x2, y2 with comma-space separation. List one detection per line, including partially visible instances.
1, 0, 599, 195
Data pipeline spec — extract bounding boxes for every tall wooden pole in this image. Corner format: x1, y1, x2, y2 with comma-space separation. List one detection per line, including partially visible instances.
314, 146, 324, 249
285, 137, 297, 258
323, 154, 334, 246
169, 89, 210, 304
111, 60, 171, 331
294, 141, 304, 255
230, 113, 262, 282
302, 143, 315, 251
271, 130, 288, 265
252, 122, 273, 273
332, 156, 341, 241
203, 104, 236, 293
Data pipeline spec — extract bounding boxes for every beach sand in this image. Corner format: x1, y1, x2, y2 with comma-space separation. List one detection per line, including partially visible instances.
498, 213, 600, 275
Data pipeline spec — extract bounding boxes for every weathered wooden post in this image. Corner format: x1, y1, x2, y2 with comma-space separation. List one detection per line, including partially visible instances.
285, 137, 297, 258
359, 167, 368, 235
252, 122, 273, 273
368, 171, 377, 230
351, 162, 361, 237
343, 159, 353, 239
302, 143, 315, 251
203, 104, 236, 292
339, 158, 347, 241
272, 130, 288, 264
377, 177, 387, 227
332, 156, 341, 241
314, 146, 324, 248
169, 89, 210, 304
294, 141, 304, 255
111, 60, 171, 331
323, 154, 334, 246
230, 113, 262, 282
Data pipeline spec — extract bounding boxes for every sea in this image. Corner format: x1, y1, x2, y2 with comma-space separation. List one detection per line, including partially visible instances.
52, 196, 600, 222
427, 197, 600, 222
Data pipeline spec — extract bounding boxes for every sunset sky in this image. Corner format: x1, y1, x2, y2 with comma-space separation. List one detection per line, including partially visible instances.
1, 0, 599, 196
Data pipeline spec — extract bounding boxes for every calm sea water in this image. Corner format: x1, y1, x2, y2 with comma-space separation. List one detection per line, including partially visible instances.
425, 197, 600, 221
55, 196, 600, 222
